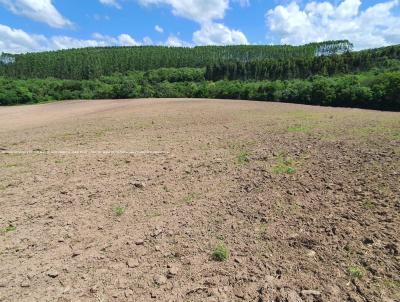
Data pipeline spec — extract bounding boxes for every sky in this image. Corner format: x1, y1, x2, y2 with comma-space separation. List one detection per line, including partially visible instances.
0, 0, 399, 54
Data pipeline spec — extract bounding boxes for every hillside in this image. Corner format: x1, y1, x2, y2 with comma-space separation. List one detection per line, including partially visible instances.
0, 41, 399, 111
0, 41, 352, 80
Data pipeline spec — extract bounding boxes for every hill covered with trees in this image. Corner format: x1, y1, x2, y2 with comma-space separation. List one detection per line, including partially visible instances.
0, 40, 399, 111
0, 41, 352, 80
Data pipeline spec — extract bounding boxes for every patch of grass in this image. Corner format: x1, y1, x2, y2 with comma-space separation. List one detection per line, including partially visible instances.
184, 193, 199, 205
114, 205, 126, 216
381, 279, 400, 290
4, 163, 19, 168
1, 226, 16, 233
362, 199, 376, 210
237, 151, 250, 165
349, 266, 364, 279
287, 125, 310, 133
273, 155, 296, 174
212, 242, 229, 262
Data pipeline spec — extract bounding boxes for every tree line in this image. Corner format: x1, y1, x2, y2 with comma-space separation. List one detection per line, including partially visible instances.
1, 69, 398, 111
205, 45, 400, 81
0, 41, 352, 80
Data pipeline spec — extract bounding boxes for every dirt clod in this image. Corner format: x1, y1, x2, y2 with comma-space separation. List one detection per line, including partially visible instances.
47, 270, 59, 278
127, 258, 139, 268
153, 275, 167, 286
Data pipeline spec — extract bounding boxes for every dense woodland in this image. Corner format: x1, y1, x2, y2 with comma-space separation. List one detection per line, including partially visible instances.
1, 69, 399, 110
206, 45, 400, 81
0, 41, 352, 80
0, 40, 399, 111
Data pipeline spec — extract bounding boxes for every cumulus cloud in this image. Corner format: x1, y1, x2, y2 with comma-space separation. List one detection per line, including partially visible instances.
266, 0, 400, 49
0, 24, 142, 53
0, 24, 48, 53
164, 35, 191, 47
138, 0, 248, 45
193, 22, 248, 45
99, 0, 121, 9
138, 0, 229, 23
0, 0, 73, 28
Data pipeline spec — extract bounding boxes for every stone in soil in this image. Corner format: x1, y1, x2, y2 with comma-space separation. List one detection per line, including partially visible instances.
127, 258, 139, 268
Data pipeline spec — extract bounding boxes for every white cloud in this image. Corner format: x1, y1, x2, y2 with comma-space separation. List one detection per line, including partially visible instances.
143, 36, 153, 45
138, 0, 229, 23
266, 0, 400, 49
0, 24, 143, 53
118, 34, 140, 46
0, 24, 48, 53
193, 22, 248, 45
0, 0, 72, 28
138, 0, 248, 45
99, 0, 121, 9
164, 35, 191, 47
155, 25, 164, 33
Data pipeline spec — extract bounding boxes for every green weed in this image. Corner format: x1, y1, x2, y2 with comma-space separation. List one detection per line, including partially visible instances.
237, 151, 250, 164
273, 155, 296, 174
114, 205, 126, 216
184, 193, 199, 205
287, 125, 310, 133
349, 266, 364, 279
212, 242, 229, 262
1, 226, 16, 233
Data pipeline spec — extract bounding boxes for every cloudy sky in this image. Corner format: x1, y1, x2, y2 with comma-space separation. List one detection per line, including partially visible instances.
0, 0, 399, 53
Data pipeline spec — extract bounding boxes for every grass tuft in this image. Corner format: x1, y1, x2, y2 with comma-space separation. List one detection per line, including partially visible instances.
212, 242, 229, 262
184, 193, 198, 205
114, 205, 126, 216
287, 125, 310, 133
349, 266, 364, 279
1, 226, 16, 234
237, 151, 250, 165
273, 155, 296, 174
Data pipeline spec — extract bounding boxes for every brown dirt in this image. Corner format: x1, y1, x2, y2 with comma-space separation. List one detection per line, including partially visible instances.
0, 99, 399, 302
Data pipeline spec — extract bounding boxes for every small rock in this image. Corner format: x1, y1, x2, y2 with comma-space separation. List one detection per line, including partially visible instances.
135, 239, 144, 245
20, 280, 30, 288
47, 270, 59, 278
154, 275, 167, 286
167, 266, 178, 277
124, 289, 133, 297
72, 250, 81, 257
234, 257, 243, 264
132, 182, 145, 189
286, 290, 304, 302
234, 288, 245, 299
127, 259, 139, 268
301, 290, 321, 297
306, 250, 316, 257
152, 229, 163, 237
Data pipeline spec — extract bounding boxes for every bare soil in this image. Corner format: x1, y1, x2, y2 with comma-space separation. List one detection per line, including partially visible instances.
0, 99, 399, 302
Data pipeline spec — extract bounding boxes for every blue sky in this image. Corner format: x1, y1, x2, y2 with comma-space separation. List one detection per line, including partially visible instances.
0, 0, 399, 53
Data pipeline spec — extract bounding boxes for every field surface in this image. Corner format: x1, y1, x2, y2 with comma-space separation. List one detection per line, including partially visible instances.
0, 99, 399, 302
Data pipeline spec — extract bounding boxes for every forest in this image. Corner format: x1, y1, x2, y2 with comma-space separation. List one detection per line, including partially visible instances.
0, 40, 399, 111
0, 41, 352, 80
